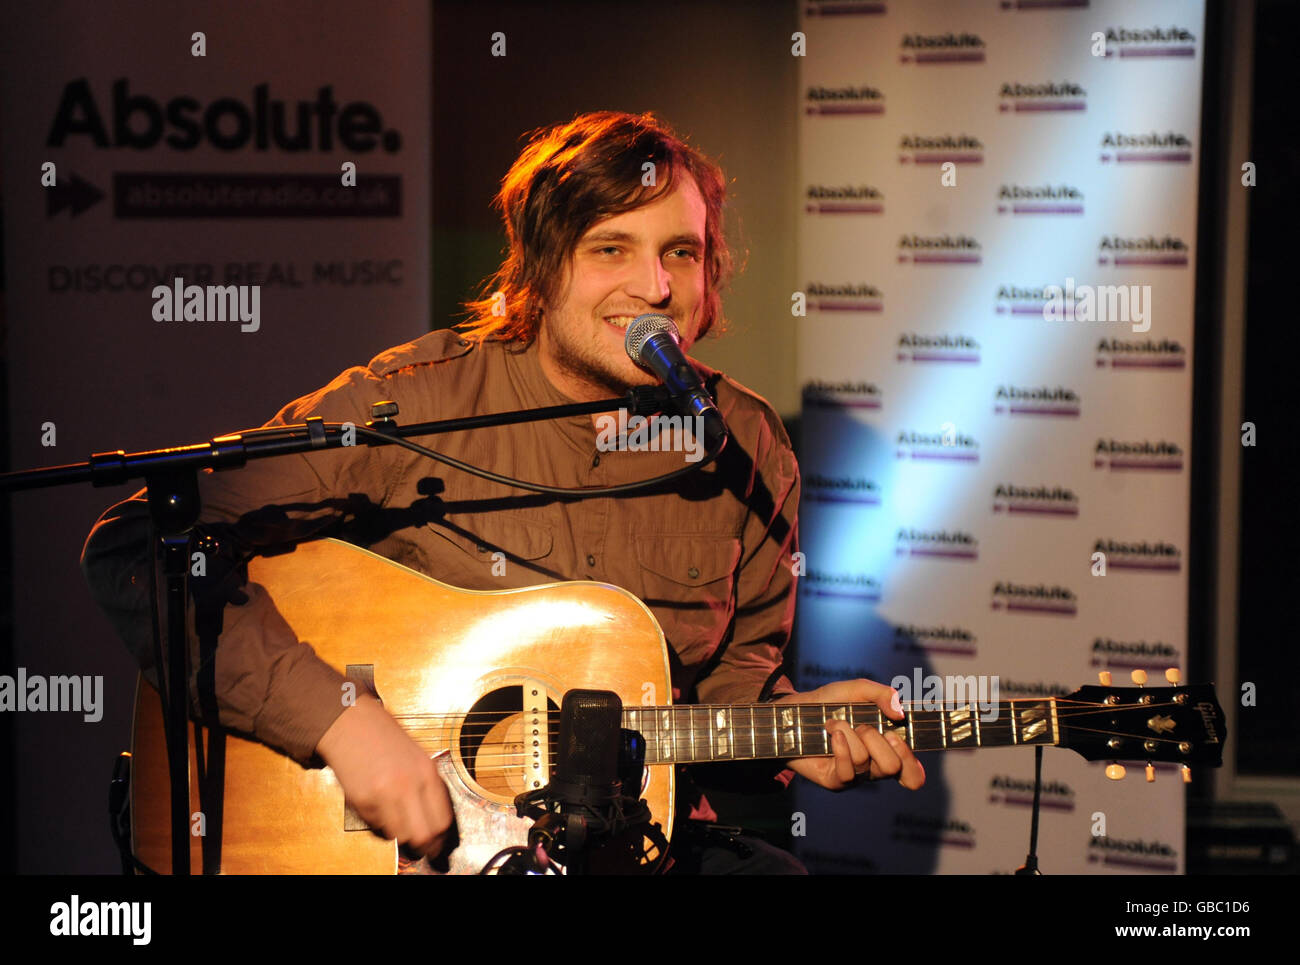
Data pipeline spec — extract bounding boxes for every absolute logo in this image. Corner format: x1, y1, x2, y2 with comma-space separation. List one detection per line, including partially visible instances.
998, 80, 1086, 113
804, 0, 887, 18
1002, 678, 1072, 698
1088, 836, 1178, 872
895, 528, 978, 561
47, 79, 402, 152
805, 84, 885, 116
897, 332, 980, 364
892, 813, 975, 849
996, 183, 1083, 216
804, 473, 881, 505
896, 428, 979, 463
989, 774, 1074, 811
991, 581, 1078, 617
1101, 25, 1196, 59
893, 623, 977, 657
799, 568, 882, 603
995, 283, 1062, 318
898, 133, 984, 165
1097, 337, 1186, 370
1095, 537, 1182, 573
898, 234, 981, 265
804, 281, 883, 314
994, 384, 1081, 417
802, 380, 882, 410
899, 32, 986, 65
800, 662, 879, 686
805, 184, 883, 215
800, 851, 878, 873
1099, 234, 1189, 267
1094, 437, 1184, 472
993, 482, 1079, 518
1100, 130, 1193, 164
1091, 636, 1179, 670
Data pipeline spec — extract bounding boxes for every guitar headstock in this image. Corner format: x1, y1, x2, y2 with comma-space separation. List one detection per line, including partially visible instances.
1058, 670, 1225, 777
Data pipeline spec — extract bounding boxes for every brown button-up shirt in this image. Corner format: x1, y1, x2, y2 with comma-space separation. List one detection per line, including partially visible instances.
81, 331, 800, 764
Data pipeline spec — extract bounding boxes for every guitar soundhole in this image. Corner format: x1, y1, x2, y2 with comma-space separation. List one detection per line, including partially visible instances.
459, 686, 560, 801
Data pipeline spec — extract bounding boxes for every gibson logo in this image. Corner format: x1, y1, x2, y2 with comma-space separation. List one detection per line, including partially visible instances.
1196, 702, 1221, 743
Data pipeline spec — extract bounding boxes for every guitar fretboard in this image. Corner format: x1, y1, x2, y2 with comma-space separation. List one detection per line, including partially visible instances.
623, 700, 1059, 764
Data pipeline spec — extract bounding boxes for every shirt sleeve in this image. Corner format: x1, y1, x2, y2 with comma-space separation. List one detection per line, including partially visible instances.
690, 407, 800, 705
80, 364, 398, 764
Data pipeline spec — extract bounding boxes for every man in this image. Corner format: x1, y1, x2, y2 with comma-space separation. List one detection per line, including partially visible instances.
82, 110, 923, 872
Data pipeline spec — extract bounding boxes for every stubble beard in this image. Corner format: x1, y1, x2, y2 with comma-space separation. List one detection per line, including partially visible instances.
543, 317, 656, 399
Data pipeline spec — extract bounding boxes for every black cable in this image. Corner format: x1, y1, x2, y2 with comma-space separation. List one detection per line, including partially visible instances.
228, 418, 726, 498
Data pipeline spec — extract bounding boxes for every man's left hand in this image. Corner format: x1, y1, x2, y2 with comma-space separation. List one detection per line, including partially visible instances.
777, 679, 926, 791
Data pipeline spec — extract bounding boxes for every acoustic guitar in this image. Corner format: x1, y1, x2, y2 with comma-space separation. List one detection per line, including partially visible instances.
129, 538, 1226, 874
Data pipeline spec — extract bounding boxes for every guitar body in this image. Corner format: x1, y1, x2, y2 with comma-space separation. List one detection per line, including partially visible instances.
130, 538, 675, 874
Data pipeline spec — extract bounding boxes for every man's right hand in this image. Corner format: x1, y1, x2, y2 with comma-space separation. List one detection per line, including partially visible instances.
315, 693, 454, 858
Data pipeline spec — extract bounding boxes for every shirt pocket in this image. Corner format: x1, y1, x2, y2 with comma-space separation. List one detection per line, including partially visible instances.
634, 534, 741, 659
422, 513, 554, 587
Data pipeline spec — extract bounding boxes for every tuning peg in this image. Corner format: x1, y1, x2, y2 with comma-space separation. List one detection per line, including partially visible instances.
1181, 765, 1192, 784
1131, 669, 1148, 686
1105, 763, 1126, 780
1098, 671, 1113, 686
1165, 668, 1181, 684
1145, 764, 1155, 783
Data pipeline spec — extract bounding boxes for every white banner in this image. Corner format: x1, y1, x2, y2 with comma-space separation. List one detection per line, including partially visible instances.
794, 0, 1205, 873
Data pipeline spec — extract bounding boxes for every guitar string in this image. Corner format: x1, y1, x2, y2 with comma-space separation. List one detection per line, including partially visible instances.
387, 697, 1189, 724
401, 713, 1202, 764
395, 708, 1197, 750
389, 699, 1195, 730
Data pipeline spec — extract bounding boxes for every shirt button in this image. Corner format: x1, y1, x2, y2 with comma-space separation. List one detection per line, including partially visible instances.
586, 554, 596, 567
688, 566, 700, 579
592, 453, 601, 467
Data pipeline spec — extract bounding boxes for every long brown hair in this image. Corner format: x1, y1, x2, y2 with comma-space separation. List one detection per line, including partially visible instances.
456, 111, 733, 343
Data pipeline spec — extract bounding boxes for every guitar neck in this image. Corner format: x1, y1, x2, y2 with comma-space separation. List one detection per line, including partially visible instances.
625, 699, 1060, 764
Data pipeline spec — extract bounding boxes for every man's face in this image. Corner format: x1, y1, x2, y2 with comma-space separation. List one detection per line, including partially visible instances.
536, 175, 708, 402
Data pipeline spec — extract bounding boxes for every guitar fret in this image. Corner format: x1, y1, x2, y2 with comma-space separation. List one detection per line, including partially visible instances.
699, 705, 712, 762
746, 705, 756, 760
947, 705, 976, 748
714, 706, 731, 759
625, 707, 640, 762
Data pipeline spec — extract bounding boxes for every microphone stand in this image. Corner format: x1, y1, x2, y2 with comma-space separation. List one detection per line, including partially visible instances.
1014, 745, 1045, 875
1, 386, 677, 875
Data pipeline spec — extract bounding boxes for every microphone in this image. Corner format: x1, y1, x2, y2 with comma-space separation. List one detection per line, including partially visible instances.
624, 313, 729, 453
